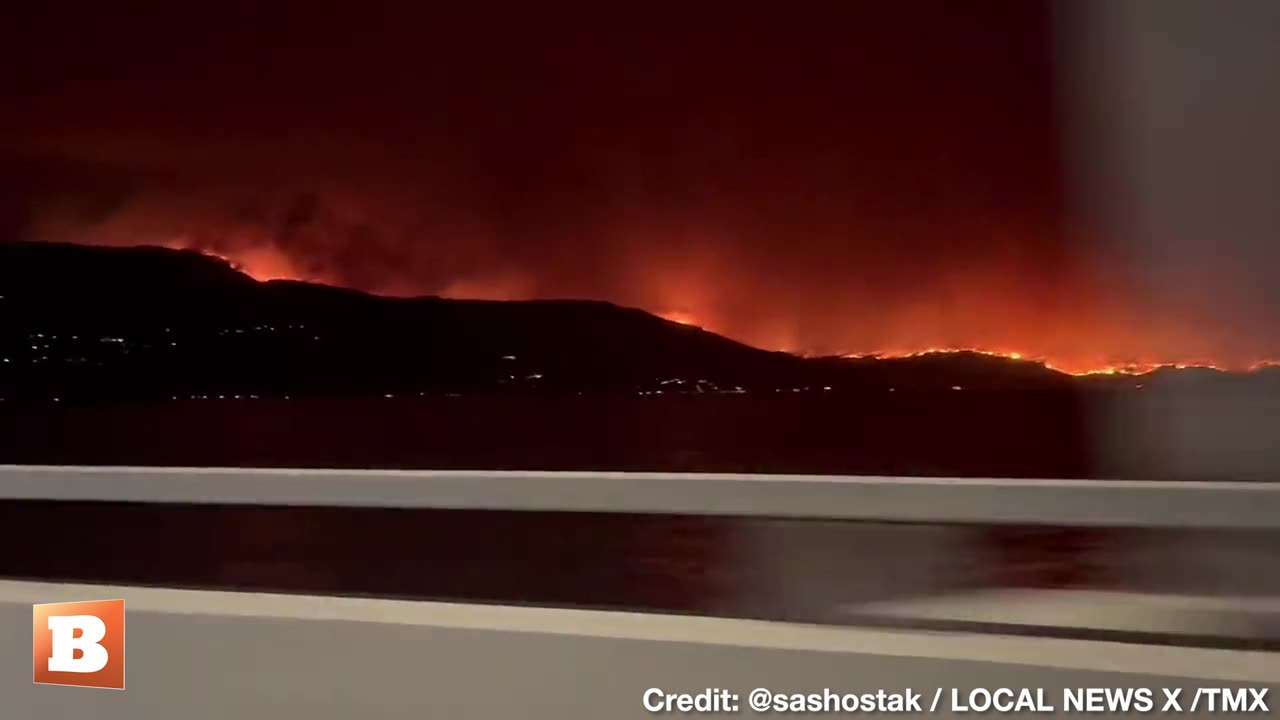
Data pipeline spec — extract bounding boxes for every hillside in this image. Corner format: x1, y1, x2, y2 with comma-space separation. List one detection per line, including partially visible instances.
1, 242, 1274, 404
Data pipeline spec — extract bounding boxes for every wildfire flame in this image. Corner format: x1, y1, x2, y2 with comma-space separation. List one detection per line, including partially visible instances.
841, 349, 1280, 377
183, 244, 1280, 378
180, 244, 306, 283
659, 311, 701, 327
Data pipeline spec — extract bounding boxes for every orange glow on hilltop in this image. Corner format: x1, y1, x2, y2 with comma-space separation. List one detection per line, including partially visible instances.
163, 243, 1280, 378
659, 311, 701, 327
179, 244, 305, 283
840, 347, 1279, 377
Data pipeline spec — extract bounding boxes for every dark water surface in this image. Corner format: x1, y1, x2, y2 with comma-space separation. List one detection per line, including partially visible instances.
3, 393, 1278, 648
0, 392, 1163, 477
3, 391, 1278, 479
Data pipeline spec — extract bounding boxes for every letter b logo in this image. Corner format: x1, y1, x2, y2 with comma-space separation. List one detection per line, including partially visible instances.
33, 599, 125, 689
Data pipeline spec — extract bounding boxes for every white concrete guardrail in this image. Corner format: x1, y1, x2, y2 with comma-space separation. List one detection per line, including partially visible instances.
4, 467, 1280, 717
3, 580, 1279, 719
3, 465, 1280, 527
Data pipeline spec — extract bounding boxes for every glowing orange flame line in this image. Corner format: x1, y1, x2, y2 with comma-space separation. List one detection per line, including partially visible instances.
190, 246, 1280, 378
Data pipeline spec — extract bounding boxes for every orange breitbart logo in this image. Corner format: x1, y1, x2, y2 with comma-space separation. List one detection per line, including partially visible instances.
33, 599, 126, 690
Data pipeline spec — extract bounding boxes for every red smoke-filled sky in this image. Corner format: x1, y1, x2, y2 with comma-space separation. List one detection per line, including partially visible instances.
3, 2, 1280, 374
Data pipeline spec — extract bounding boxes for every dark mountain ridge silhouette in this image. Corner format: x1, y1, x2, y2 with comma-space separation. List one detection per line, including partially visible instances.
1, 241, 1274, 404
